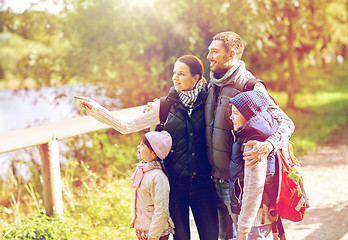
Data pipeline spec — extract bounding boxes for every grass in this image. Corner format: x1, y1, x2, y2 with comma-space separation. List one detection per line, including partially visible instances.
63, 178, 135, 240
270, 63, 348, 155
1, 133, 140, 240
270, 86, 348, 154
289, 87, 348, 154
1, 178, 136, 240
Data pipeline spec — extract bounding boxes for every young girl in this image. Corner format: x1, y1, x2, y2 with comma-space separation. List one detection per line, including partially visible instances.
130, 130, 174, 240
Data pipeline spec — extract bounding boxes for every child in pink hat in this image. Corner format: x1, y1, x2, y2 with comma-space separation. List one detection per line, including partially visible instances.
130, 130, 174, 240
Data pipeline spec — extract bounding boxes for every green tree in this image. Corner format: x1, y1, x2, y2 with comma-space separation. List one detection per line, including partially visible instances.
0, 10, 70, 87
62, 0, 180, 107
2, 0, 347, 108
245, 0, 347, 109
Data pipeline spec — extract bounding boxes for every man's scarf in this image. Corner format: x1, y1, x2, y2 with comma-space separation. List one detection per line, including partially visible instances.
209, 60, 242, 87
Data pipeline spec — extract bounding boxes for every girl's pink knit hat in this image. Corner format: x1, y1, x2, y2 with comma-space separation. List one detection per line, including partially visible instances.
145, 130, 172, 160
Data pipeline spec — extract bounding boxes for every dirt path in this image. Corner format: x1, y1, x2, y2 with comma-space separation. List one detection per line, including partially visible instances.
187, 124, 348, 240
282, 124, 348, 240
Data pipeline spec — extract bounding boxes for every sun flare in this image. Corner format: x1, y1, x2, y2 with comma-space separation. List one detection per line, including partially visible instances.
129, 0, 154, 5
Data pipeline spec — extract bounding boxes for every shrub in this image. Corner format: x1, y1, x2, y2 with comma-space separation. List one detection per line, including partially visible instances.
1, 213, 68, 240
1, 178, 136, 240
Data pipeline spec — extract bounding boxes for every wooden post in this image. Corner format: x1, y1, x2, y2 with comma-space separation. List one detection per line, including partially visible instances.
39, 138, 63, 218
39, 142, 53, 216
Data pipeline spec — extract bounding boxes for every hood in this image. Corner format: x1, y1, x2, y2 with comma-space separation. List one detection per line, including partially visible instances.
235, 111, 278, 141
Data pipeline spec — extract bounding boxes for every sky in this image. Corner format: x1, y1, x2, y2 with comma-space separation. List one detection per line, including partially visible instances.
1, 0, 64, 14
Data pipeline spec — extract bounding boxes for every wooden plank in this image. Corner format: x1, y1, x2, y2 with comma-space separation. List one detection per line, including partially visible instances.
0, 105, 146, 154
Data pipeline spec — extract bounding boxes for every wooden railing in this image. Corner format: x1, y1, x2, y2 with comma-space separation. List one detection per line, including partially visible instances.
0, 105, 145, 217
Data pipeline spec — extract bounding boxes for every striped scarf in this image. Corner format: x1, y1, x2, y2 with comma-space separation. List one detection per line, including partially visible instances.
178, 82, 203, 115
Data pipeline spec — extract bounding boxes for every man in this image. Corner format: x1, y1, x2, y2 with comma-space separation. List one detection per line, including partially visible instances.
205, 31, 295, 239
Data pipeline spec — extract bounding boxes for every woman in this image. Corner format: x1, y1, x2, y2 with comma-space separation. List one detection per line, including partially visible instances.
75, 55, 218, 240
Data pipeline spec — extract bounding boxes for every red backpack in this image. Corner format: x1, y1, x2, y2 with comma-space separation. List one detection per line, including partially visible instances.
243, 78, 309, 222
275, 141, 310, 222
243, 79, 309, 239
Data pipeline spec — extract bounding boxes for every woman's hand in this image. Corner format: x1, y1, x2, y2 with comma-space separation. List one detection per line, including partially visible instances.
74, 96, 95, 110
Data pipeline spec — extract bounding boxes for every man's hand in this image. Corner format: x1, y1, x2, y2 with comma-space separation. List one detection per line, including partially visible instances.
243, 140, 274, 169
143, 98, 159, 113
238, 231, 248, 240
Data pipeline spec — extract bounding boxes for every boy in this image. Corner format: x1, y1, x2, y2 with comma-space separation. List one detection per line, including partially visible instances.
229, 90, 280, 240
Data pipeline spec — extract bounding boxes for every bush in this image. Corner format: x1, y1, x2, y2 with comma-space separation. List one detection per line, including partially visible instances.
1, 213, 68, 240
1, 178, 136, 240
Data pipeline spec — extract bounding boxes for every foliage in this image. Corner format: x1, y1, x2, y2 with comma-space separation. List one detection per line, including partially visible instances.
267, 63, 348, 154
269, 65, 348, 154
1, 178, 135, 240
0, 10, 62, 45
62, 0, 178, 106
0, 10, 70, 88
62, 131, 139, 239
2, 0, 346, 108
1, 213, 68, 240
243, 0, 347, 108
0, 31, 70, 88
289, 85, 348, 154
63, 178, 135, 240
1, 127, 141, 239
64, 130, 142, 181
1, 139, 138, 239
0, 166, 44, 225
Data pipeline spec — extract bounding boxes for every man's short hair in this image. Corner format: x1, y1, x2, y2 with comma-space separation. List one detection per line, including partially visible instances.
213, 32, 244, 60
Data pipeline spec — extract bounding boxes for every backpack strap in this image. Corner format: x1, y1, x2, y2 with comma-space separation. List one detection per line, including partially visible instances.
243, 78, 267, 92
277, 217, 286, 239
243, 78, 278, 105
155, 96, 172, 131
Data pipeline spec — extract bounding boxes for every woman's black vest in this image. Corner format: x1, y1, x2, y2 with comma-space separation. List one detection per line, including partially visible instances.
162, 87, 212, 182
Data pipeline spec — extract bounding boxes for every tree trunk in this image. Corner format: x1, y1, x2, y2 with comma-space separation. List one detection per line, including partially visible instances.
346, 0, 348, 59
286, 6, 297, 109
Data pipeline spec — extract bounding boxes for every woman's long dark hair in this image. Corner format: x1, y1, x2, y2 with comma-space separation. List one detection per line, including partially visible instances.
141, 135, 170, 180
